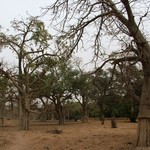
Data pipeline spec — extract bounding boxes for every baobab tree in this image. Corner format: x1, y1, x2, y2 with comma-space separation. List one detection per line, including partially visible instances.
0, 17, 57, 130
46, 0, 150, 148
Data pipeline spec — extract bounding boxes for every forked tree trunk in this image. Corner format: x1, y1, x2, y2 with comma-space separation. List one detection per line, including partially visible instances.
136, 62, 150, 147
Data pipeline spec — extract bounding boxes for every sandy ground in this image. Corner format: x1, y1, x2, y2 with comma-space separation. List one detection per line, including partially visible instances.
0, 119, 137, 150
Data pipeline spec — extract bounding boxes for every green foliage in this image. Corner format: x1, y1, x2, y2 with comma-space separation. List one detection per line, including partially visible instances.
88, 102, 100, 118
31, 20, 52, 46
0, 77, 8, 91
64, 101, 82, 120
90, 65, 142, 118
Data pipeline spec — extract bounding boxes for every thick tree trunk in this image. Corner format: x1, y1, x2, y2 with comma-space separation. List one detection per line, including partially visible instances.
58, 114, 64, 125
81, 106, 88, 123
82, 110, 88, 123
19, 108, 29, 130
136, 62, 150, 147
136, 119, 150, 147
56, 104, 64, 125
18, 96, 30, 130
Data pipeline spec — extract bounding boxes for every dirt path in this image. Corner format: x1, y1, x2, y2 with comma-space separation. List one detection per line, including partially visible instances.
7, 131, 51, 150
8, 132, 32, 150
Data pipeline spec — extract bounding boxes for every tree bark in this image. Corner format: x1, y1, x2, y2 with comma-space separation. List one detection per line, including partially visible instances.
81, 108, 88, 123
111, 116, 117, 128
0, 99, 4, 127
98, 100, 105, 125
100, 114, 105, 125
81, 102, 88, 123
56, 104, 64, 125
136, 119, 150, 147
136, 61, 150, 147
18, 96, 30, 130
19, 108, 29, 130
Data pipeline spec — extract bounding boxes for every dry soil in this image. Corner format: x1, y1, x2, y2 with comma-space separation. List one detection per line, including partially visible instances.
0, 119, 137, 150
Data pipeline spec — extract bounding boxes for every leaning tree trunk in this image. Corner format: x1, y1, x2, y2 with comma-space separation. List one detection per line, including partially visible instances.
136, 61, 150, 147
18, 95, 30, 130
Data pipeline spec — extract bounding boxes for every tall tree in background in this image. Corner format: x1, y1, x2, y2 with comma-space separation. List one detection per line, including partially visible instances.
73, 74, 92, 123
0, 17, 55, 130
119, 64, 142, 122
42, 59, 76, 124
0, 76, 8, 126
92, 69, 114, 125
47, 0, 150, 148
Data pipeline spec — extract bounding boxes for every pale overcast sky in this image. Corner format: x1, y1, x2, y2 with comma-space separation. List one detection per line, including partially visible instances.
1, 1, 148, 70
0, 0, 51, 28
0, 0, 53, 66
0, 0, 95, 70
